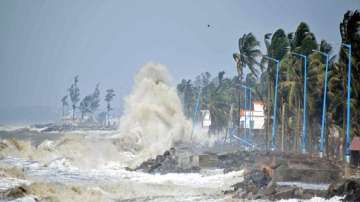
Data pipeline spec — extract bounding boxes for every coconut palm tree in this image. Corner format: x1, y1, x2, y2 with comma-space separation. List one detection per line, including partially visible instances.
233, 33, 261, 80
339, 9, 360, 138
260, 33, 272, 150
233, 33, 261, 135
61, 95, 68, 117
206, 72, 232, 134
278, 54, 303, 152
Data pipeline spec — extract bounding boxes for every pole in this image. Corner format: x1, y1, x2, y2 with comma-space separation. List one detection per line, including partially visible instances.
238, 83, 241, 137
249, 88, 252, 137
272, 61, 280, 151
343, 43, 352, 163
320, 55, 329, 158
302, 56, 307, 154
244, 87, 247, 137
263, 56, 280, 151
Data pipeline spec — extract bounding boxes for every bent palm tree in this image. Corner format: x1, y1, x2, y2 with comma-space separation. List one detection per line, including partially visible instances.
233, 33, 261, 135
233, 33, 261, 80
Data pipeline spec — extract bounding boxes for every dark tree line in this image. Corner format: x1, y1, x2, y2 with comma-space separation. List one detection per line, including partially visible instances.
177, 9, 360, 159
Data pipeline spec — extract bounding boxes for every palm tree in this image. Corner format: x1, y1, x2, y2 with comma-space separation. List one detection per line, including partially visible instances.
306, 52, 325, 153
263, 29, 290, 150
177, 79, 195, 118
233, 33, 261, 80
61, 95, 68, 117
278, 55, 303, 152
206, 72, 232, 134
328, 62, 346, 159
105, 89, 115, 126
339, 9, 360, 140
233, 33, 261, 135
260, 33, 272, 150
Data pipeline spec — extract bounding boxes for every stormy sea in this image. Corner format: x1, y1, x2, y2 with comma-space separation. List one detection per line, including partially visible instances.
0, 64, 344, 202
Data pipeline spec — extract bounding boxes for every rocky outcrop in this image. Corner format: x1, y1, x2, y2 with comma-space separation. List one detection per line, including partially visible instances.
0, 185, 29, 200
134, 148, 200, 174
327, 178, 360, 201
225, 167, 326, 200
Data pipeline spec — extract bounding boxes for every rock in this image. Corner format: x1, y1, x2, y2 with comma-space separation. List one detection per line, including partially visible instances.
0, 185, 29, 200
273, 187, 297, 200
263, 181, 277, 195
227, 165, 329, 201
134, 148, 200, 174
327, 178, 360, 201
0, 141, 8, 151
244, 168, 272, 188
294, 187, 304, 198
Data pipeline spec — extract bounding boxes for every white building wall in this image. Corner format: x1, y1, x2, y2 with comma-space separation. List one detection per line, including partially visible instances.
240, 102, 265, 129
201, 110, 211, 127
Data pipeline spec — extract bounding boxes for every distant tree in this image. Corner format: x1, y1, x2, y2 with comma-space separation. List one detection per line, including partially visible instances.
79, 84, 101, 120
177, 79, 195, 117
68, 76, 80, 120
79, 95, 93, 120
97, 111, 107, 126
105, 89, 115, 126
90, 83, 101, 113
61, 95, 68, 117
218, 71, 225, 85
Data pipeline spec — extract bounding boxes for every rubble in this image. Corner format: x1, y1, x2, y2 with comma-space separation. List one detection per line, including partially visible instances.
225, 167, 327, 200
327, 178, 360, 201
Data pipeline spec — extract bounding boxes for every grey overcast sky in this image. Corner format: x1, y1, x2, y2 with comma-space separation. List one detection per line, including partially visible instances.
0, 0, 359, 112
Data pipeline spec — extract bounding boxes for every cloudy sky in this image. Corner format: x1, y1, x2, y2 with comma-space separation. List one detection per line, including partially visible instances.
0, 0, 358, 122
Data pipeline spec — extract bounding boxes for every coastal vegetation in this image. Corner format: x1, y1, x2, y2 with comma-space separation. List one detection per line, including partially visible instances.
177, 9, 360, 159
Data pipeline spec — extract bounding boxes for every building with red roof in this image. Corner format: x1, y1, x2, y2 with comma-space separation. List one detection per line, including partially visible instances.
350, 136, 360, 167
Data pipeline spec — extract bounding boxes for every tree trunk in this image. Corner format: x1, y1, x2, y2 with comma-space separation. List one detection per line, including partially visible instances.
281, 100, 285, 152
265, 78, 273, 151
72, 105, 76, 120
340, 65, 347, 161
340, 105, 346, 161
238, 86, 241, 136
107, 109, 110, 127
308, 120, 313, 154
325, 114, 330, 158
296, 101, 301, 153
284, 103, 288, 152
